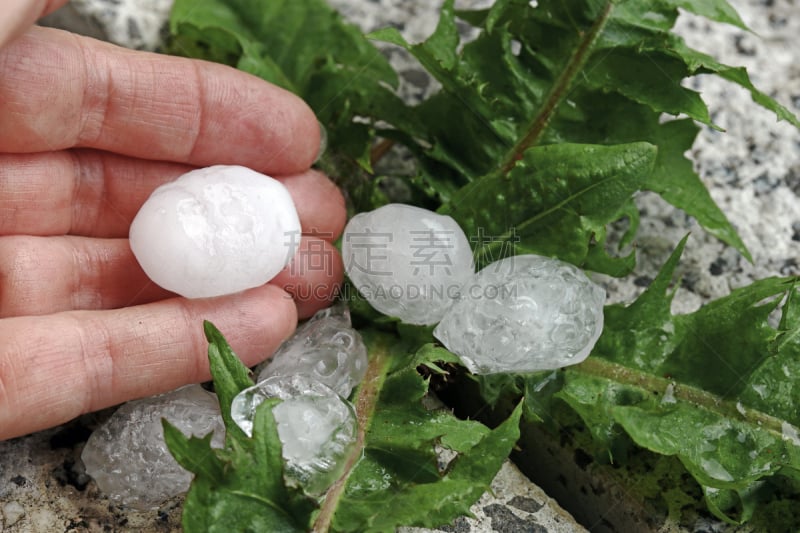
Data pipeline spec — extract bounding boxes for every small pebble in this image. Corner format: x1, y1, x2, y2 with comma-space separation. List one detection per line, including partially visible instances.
2, 501, 25, 527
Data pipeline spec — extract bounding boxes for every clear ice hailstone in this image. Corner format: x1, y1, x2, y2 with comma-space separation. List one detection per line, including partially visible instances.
433, 254, 606, 374
129, 165, 301, 299
342, 203, 474, 325
80, 385, 224, 509
231, 375, 357, 495
256, 303, 367, 398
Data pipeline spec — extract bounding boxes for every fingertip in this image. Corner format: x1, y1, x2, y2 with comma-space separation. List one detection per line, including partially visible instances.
213, 283, 298, 368
312, 170, 347, 240
256, 90, 321, 173
271, 237, 344, 319
279, 169, 347, 240
194, 63, 322, 174
295, 293, 336, 320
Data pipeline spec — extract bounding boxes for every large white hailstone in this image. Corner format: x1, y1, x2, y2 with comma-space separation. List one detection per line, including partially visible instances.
80, 385, 225, 510
129, 165, 301, 298
256, 303, 367, 398
434, 255, 606, 374
341, 204, 474, 325
231, 375, 357, 496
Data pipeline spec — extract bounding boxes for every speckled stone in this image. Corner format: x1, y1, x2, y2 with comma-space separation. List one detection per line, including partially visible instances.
598, 1, 800, 314
65, 0, 173, 50
0, 416, 184, 532
399, 462, 585, 533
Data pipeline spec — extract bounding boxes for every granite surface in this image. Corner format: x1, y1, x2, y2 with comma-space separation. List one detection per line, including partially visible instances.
7, 0, 800, 531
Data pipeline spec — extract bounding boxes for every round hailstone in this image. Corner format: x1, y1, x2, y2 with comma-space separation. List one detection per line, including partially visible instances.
129, 165, 301, 298
257, 304, 367, 398
230, 375, 358, 495
341, 204, 474, 325
80, 385, 225, 510
433, 255, 606, 374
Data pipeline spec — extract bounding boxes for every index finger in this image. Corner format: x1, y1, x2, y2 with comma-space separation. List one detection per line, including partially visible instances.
0, 283, 298, 440
0, 26, 321, 175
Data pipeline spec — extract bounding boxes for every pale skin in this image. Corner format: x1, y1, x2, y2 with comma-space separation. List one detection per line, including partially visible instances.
0, 1, 347, 440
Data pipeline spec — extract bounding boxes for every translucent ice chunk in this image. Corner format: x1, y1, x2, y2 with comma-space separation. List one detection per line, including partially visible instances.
129, 165, 301, 298
434, 255, 605, 374
80, 385, 224, 509
231, 375, 358, 495
256, 303, 367, 397
341, 204, 474, 325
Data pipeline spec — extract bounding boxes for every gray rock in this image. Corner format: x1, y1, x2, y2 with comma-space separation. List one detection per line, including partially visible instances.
38, 2, 107, 41
399, 461, 587, 533
67, 0, 173, 50
1, 501, 25, 527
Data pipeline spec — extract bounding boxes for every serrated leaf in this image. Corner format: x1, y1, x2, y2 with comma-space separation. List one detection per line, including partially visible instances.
162, 421, 225, 483
665, 0, 748, 30
169, 0, 414, 212
375, 0, 798, 258
170, 0, 396, 92
172, 325, 518, 532
551, 90, 751, 260
667, 39, 800, 129
176, 326, 320, 532
313, 333, 521, 533
178, 396, 318, 533
334, 402, 522, 533
440, 142, 655, 275
506, 238, 800, 523
203, 320, 253, 443
582, 49, 713, 126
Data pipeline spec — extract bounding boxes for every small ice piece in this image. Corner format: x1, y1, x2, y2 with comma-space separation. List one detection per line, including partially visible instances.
342, 204, 474, 325
434, 254, 605, 374
256, 304, 367, 397
231, 375, 358, 495
782, 422, 800, 447
129, 165, 301, 298
700, 458, 734, 482
80, 385, 224, 509
661, 383, 676, 405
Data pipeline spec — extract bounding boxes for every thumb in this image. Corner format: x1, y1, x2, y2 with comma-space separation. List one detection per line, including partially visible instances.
0, 0, 67, 50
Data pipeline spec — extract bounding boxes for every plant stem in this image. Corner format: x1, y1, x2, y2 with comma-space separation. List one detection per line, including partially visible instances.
574, 357, 789, 437
499, 2, 613, 174
370, 138, 396, 167
312, 336, 392, 532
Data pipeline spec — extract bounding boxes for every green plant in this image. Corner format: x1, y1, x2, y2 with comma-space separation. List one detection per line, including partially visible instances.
164, 0, 800, 530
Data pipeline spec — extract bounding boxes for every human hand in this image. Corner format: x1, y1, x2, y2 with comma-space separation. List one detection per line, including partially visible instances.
0, 4, 346, 440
